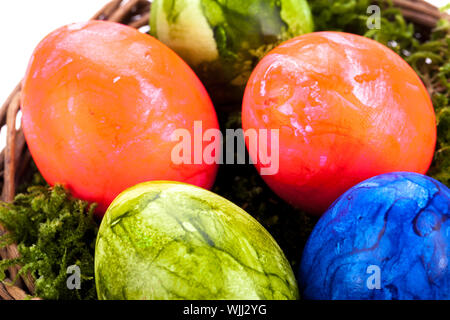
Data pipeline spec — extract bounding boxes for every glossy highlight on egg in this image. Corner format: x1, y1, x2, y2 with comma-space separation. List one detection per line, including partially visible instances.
20, 21, 219, 216
242, 31, 437, 215
299, 172, 450, 300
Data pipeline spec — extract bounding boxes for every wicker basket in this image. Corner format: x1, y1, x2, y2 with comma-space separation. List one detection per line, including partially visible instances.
0, 0, 448, 300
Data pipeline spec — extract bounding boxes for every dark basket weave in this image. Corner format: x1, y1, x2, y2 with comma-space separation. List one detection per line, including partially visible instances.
0, 0, 448, 300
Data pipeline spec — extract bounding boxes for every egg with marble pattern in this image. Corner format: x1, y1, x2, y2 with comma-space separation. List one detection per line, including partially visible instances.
242, 32, 436, 215
299, 172, 450, 300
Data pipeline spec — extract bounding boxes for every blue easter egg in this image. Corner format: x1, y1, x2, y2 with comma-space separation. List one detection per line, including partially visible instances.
299, 172, 450, 300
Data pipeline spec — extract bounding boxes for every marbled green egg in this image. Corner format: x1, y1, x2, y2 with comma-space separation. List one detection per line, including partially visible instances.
150, 0, 313, 104
95, 181, 299, 300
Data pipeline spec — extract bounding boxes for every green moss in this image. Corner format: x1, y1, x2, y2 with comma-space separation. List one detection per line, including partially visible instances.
0, 179, 99, 300
309, 0, 372, 33
280, 0, 314, 37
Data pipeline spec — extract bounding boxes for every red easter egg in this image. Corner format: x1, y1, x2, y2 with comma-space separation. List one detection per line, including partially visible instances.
242, 31, 436, 215
21, 21, 219, 217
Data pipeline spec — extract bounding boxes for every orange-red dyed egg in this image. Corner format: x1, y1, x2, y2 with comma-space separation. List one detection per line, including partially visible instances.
242, 31, 436, 215
21, 21, 219, 216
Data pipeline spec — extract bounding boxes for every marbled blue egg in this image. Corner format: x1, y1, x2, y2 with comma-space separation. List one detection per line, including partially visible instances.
299, 172, 450, 300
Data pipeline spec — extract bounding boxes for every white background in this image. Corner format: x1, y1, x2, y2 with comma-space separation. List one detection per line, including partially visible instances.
1, 1, 112, 104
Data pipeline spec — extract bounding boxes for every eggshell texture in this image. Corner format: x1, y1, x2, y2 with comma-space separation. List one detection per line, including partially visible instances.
299, 172, 450, 300
242, 31, 436, 215
21, 21, 219, 216
95, 181, 299, 300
